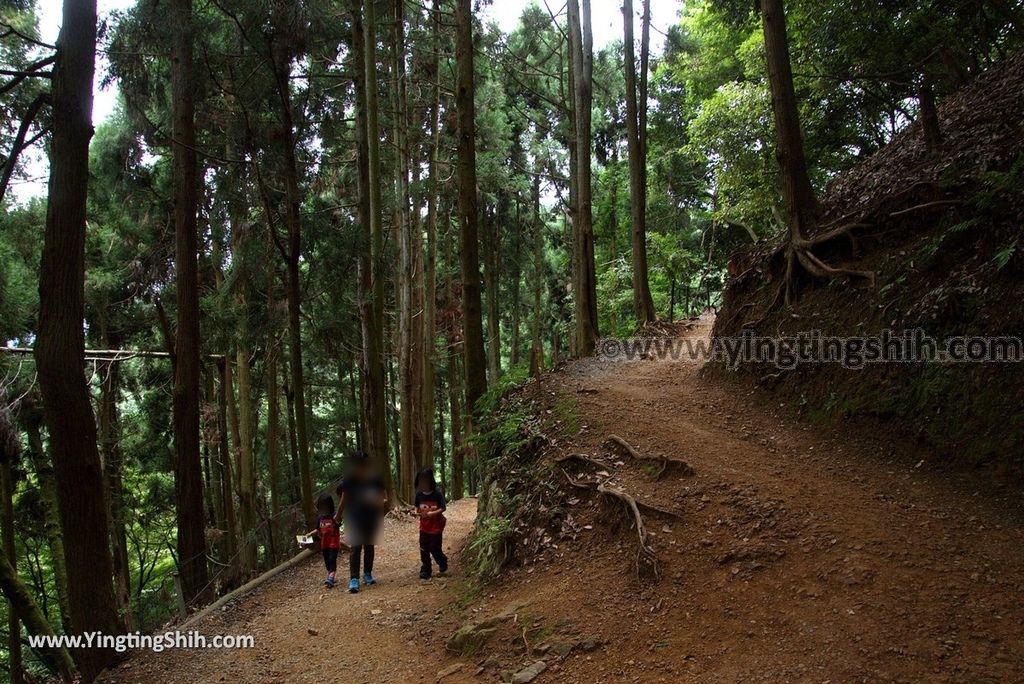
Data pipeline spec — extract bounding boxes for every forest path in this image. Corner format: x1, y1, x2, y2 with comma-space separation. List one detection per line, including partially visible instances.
101, 498, 480, 684
102, 316, 1024, 683
487, 314, 1024, 682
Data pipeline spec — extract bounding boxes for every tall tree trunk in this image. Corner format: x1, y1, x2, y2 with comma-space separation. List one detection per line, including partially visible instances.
759, 0, 869, 304
97, 334, 134, 631
20, 402, 71, 633
529, 171, 544, 377
448, 352, 464, 500
404, 5, 427, 482
639, 0, 650, 176
509, 195, 522, 367
484, 205, 502, 381
918, 70, 942, 153
608, 146, 620, 333
367, 0, 392, 497
349, 354, 363, 452
216, 359, 238, 586
234, 339, 256, 571
0, 552, 75, 682
34, 1, 123, 677
0, 415, 22, 684
622, 0, 656, 324
266, 333, 282, 552
205, 373, 225, 545
230, 218, 257, 573
350, 0, 395, 503
566, 38, 579, 361
267, 7, 316, 524
202, 415, 216, 530
567, 0, 599, 354
225, 355, 242, 524
421, 0, 442, 472
760, 0, 817, 242
436, 379, 447, 491
455, 0, 488, 418
281, 352, 301, 503
393, 0, 417, 502
169, 0, 210, 606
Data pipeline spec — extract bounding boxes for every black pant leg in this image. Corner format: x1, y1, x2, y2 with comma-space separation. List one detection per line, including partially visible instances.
363, 545, 375, 575
430, 533, 448, 570
349, 544, 361, 579
419, 531, 432, 575
323, 548, 338, 573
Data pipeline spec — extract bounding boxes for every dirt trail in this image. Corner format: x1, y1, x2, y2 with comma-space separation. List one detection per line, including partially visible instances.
105, 316, 1024, 683
483, 315, 1024, 683
101, 499, 480, 684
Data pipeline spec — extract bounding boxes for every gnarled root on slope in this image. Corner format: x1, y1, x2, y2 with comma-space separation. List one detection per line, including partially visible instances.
596, 483, 660, 581
602, 434, 695, 480
559, 468, 676, 581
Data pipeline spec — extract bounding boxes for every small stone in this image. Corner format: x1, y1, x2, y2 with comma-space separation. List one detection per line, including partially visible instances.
307, 628, 319, 636
437, 663, 464, 680
511, 660, 548, 684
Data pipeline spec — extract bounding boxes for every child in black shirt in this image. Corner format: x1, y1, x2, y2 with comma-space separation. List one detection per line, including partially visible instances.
414, 468, 448, 579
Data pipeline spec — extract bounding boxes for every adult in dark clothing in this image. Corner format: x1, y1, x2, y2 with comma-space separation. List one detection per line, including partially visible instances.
335, 450, 387, 593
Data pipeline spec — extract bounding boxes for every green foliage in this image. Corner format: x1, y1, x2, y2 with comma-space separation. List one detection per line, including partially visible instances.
466, 514, 514, 579
993, 242, 1017, 271
474, 363, 530, 418
0, 200, 43, 341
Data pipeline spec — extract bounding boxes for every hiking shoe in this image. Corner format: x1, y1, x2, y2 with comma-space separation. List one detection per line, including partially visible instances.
348, 578, 360, 593
438, 561, 448, 576
419, 570, 431, 580
362, 572, 376, 585
324, 576, 335, 588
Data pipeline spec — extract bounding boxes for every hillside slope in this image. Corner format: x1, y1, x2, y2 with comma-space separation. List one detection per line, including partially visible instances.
462, 318, 1023, 682
715, 51, 1024, 464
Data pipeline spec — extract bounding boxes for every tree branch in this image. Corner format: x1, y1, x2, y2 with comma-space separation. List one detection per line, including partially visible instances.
0, 93, 50, 204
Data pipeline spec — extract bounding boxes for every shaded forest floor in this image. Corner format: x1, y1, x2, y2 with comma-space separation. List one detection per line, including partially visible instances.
103, 316, 1024, 683
100, 500, 482, 683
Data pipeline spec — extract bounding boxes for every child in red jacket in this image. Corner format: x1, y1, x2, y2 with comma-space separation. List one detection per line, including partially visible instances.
309, 494, 341, 587
414, 468, 448, 579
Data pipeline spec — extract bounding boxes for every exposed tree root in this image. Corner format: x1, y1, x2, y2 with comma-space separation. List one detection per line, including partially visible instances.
738, 181, 964, 328
596, 483, 659, 580
601, 434, 695, 480
558, 464, 683, 581
556, 435, 693, 580
560, 468, 594, 491
888, 199, 963, 217
555, 453, 611, 471
602, 434, 644, 459
748, 230, 876, 323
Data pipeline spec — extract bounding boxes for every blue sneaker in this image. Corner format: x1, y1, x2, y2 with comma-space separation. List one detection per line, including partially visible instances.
363, 572, 376, 585
348, 578, 360, 593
